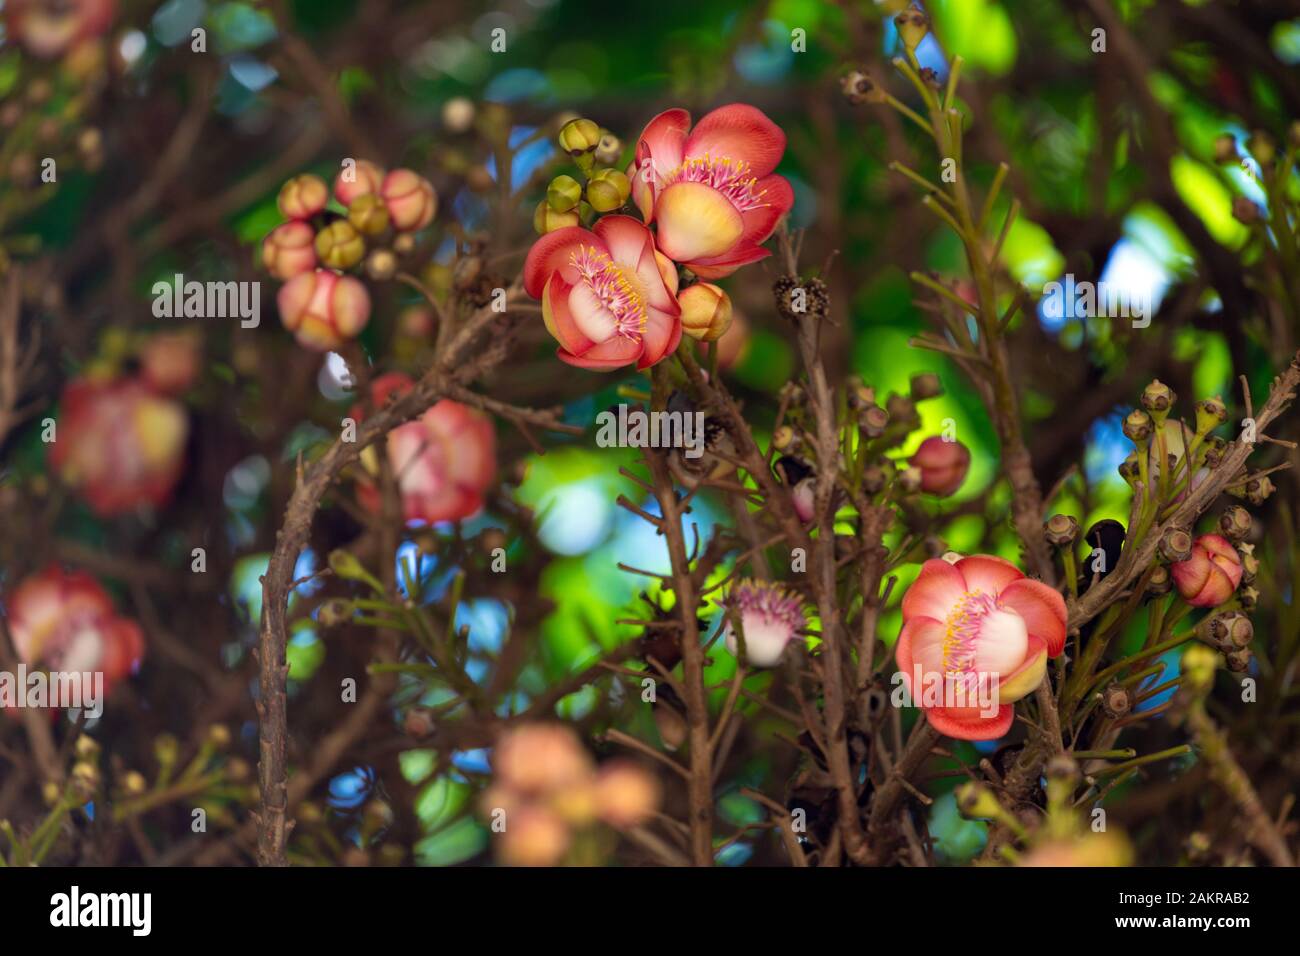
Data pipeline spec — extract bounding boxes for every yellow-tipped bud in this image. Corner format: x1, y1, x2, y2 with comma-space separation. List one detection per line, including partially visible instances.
315, 220, 366, 270
547, 174, 583, 213
534, 200, 580, 235
558, 118, 601, 155
678, 283, 733, 342
586, 168, 631, 212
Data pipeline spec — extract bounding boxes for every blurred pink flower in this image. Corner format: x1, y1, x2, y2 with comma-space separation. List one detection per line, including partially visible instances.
353, 373, 496, 525
48, 377, 187, 516
6, 0, 115, 59
909, 436, 971, 496
277, 268, 371, 350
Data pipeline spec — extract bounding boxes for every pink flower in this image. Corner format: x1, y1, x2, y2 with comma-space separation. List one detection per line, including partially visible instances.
277, 268, 371, 350
722, 579, 806, 667
629, 103, 794, 278
523, 216, 682, 371
909, 436, 971, 496
5, 566, 144, 699
380, 169, 437, 232
1171, 534, 1242, 608
48, 377, 188, 516
333, 160, 386, 207
896, 555, 1067, 740
353, 373, 496, 525
262, 221, 318, 280
5, 0, 115, 59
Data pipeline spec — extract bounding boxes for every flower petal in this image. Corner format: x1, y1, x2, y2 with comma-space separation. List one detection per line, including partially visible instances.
926, 704, 1015, 741
685, 244, 772, 279
524, 226, 599, 299
998, 578, 1068, 657
654, 181, 745, 263
738, 173, 794, 245
636, 306, 682, 370
997, 636, 1048, 702
956, 554, 1023, 595
683, 103, 786, 178
901, 559, 967, 623
542, 275, 594, 355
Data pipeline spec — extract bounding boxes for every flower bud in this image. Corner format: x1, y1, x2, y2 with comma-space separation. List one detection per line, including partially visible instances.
534, 199, 579, 234
586, 168, 631, 212
1237, 542, 1258, 585
1043, 514, 1079, 548
328, 548, 373, 583
894, 8, 931, 52
593, 761, 660, 829
1194, 396, 1227, 435
74, 735, 101, 760
1122, 408, 1153, 445
317, 598, 355, 627
908, 436, 970, 496
1218, 505, 1251, 541
278, 269, 371, 350
1180, 643, 1219, 694
1247, 130, 1276, 167
558, 117, 600, 155
772, 425, 798, 453
154, 733, 180, 768
498, 806, 571, 866
334, 160, 386, 206
71, 761, 101, 800
1147, 564, 1172, 595
262, 221, 318, 280
347, 193, 390, 236
1238, 585, 1258, 612
1212, 134, 1239, 164
1100, 683, 1132, 719
886, 393, 918, 429
121, 770, 147, 796
954, 781, 1004, 820
1243, 475, 1275, 506
1158, 527, 1193, 564
859, 404, 889, 438
1172, 534, 1242, 607
847, 381, 876, 408
678, 282, 733, 341
546, 174, 583, 213
723, 579, 807, 667
381, 170, 437, 232
1118, 451, 1141, 487
1203, 435, 1228, 468
365, 248, 397, 281
442, 97, 476, 134
277, 173, 328, 221
910, 372, 943, 400
1225, 647, 1252, 672
315, 219, 366, 270
841, 70, 888, 105
594, 132, 622, 166
1141, 379, 1175, 418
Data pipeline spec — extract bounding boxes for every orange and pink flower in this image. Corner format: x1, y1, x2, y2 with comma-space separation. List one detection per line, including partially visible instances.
629, 104, 793, 278
524, 216, 682, 371
5, 566, 144, 700
354, 373, 496, 525
49, 377, 188, 517
896, 555, 1067, 740
909, 436, 971, 496
1171, 534, 1242, 608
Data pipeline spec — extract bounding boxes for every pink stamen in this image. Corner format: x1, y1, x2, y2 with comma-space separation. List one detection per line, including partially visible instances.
569, 246, 646, 339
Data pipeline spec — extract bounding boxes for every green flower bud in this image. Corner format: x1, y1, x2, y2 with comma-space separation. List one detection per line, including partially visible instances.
1118, 451, 1141, 487
1194, 396, 1227, 435
954, 780, 1004, 820
1141, 379, 1175, 420
558, 118, 601, 155
1123, 408, 1153, 445
316, 220, 366, 270
587, 168, 631, 212
534, 199, 579, 235
154, 733, 180, 769
893, 8, 930, 53
1180, 643, 1219, 695
348, 193, 390, 236
546, 174, 583, 213
329, 549, 379, 587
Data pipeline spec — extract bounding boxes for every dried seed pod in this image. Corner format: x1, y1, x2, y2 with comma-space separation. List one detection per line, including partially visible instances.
1158, 527, 1193, 564
1218, 505, 1252, 541
1100, 684, 1132, 719
1043, 514, 1080, 548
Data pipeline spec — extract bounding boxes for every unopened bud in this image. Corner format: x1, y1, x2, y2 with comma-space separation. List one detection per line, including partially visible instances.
546, 174, 583, 213
1194, 397, 1227, 435
121, 771, 147, 796
1218, 506, 1251, 541
910, 372, 943, 401
1147, 564, 1172, 595
316, 220, 366, 270
841, 70, 888, 106
1043, 514, 1079, 548
74, 735, 101, 761
534, 199, 579, 235
898, 465, 923, 494
1158, 527, 1193, 564
1225, 648, 1252, 672
1244, 476, 1275, 506
586, 168, 631, 212
558, 118, 601, 155
1238, 585, 1259, 612
894, 8, 931, 52
1237, 543, 1258, 585
1141, 380, 1175, 418
954, 780, 1004, 819
348, 193, 390, 236
366, 248, 397, 281
1123, 408, 1153, 445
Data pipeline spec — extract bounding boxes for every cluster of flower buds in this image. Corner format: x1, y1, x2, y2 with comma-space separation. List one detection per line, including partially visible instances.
262, 162, 436, 349
480, 724, 660, 866
535, 118, 632, 234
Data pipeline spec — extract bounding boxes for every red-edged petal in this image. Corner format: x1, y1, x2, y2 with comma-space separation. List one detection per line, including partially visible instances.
683, 103, 786, 178
901, 559, 966, 623
998, 579, 1068, 657
738, 173, 794, 245
561, 336, 640, 371
686, 244, 772, 279
636, 108, 690, 176
896, 616, 946, 685
594, 214, 651, 267
524, 227, 600, 299
637, 306, 682, 370
926, 704, 1015, 741
542, 275, 594, 355
956, 554, 1023, 595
